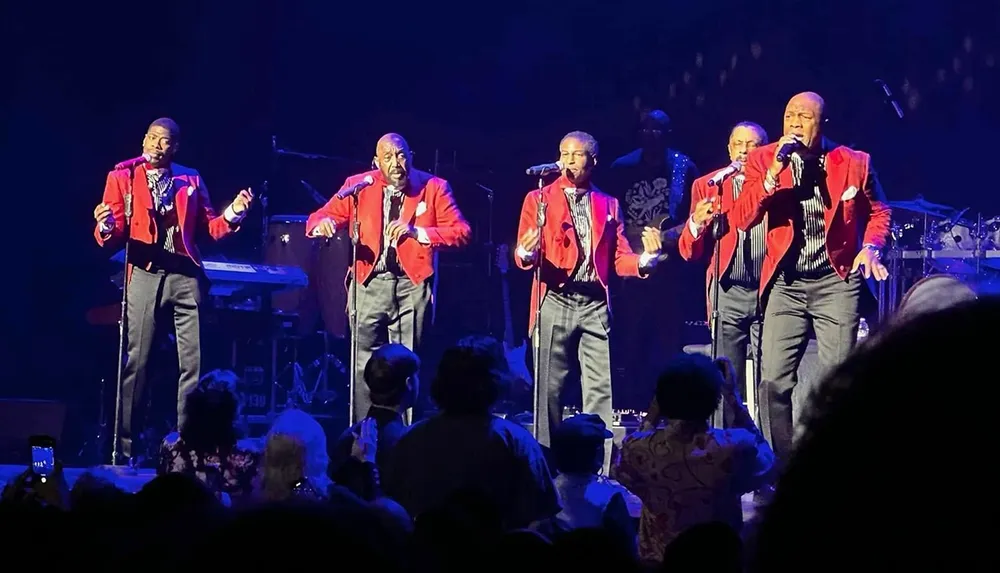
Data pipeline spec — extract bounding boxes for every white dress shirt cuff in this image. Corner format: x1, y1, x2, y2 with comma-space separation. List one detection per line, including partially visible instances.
414, 226, 431, 245
516, 245, 536, 261
688, 218, 705, 240
224, 205, 245, 224
99, 221, 113, 234
639, 252, 656, 268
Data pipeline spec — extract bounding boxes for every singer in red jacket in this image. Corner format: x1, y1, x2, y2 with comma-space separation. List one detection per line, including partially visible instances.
92, 117, 253, 464
515, 131, 661, 465
677, 121, 768, 425
306, 133, 471, 422
727, 92, 891, 468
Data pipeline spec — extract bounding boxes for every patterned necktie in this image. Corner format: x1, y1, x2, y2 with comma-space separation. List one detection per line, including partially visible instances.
149, 170, 174, 215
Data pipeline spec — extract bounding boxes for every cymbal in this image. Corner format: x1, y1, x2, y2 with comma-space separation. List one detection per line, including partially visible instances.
890, 196, 954, 217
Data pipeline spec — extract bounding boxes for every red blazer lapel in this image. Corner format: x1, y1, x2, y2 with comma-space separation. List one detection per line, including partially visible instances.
824, 147, 851, 212
546, 187, 577, 270
590, 188, 608, 257
359, 183, 384, 257
132, 165, 153, 215
172, 171, 192, 234
401, 172, 425, 224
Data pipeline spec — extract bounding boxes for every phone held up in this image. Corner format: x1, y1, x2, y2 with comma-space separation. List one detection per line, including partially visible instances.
29, 435, 56, 483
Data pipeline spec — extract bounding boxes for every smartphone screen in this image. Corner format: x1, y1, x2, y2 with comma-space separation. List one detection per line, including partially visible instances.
31, 446, 54, 476
29, 435, 56, 477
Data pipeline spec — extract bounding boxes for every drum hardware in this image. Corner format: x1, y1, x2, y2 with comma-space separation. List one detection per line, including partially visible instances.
879, 195, 1000, 320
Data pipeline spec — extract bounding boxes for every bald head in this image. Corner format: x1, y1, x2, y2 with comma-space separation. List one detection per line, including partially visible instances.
374, 133, 412, 188
783, 92, 825, 149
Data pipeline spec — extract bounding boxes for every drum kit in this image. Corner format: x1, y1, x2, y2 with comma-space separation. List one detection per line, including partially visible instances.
879, 195, 1000, 319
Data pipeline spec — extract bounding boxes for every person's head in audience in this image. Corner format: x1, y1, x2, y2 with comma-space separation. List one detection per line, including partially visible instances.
258, 433, 326, 502
70, 469, 130, 515
430, 335, 506, 415
552, 414, 613, 475
180, 369, 241, 452
751, 299, 1000, 572
656, 354, 724, 423
365, 343, 420, 412
268, 408, 331, 491
662, 521, 742, 573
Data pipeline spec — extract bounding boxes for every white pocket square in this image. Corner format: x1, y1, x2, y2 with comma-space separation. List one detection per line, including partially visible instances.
415, 201, 427, 216
607, 213, 614, 221
187, 186, 196, 197
841, 186, 858, 201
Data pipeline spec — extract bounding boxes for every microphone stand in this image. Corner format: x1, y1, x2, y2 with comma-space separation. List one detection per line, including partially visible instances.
531, 178, 546, 439
709, 181, 726, 364
348, 191, 361, 424
111, 166, 136, 465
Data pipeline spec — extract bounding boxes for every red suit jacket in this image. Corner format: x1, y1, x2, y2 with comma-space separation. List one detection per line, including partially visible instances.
305, 169, 471, 286
729, 142, 891, 295
515, 175, 643, 335
678, 167, 745, 319
93, 163, 237, 266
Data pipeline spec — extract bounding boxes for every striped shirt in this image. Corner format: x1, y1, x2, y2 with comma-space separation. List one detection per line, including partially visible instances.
787, 154, 833, 275
725, 175, 765, 286
373, 185, 404, 275
147, 168, 178, 254
564, 188, 598, 284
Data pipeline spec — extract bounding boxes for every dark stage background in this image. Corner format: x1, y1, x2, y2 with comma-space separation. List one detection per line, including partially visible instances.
5, 0, 997, 453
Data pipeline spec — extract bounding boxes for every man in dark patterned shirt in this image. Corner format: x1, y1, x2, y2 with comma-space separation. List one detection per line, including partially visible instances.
608, 110, 700, 409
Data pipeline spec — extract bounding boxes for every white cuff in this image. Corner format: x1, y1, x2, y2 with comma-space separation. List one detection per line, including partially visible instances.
688, 218, 705, 240
414, 226, 431, 245
639, 252, 656, 268
224, 205, 245, 224
516, 245, 536, 261
99, 221, 113, 234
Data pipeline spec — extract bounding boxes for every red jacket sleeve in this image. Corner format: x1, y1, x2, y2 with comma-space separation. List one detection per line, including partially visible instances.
94, 171, 125, 249
729, 149, 774, 233
514, 190, 540, 271
419, 181, 471, 247
305, 178, 353, 235
612, 198, 642, 278
196, 176, 238, 241
678, 178, 708, 261
860, 155, 891, 248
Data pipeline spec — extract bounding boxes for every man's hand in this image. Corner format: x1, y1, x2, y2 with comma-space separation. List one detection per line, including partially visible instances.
350, 417, 378, 464
852, 246, 889, 281
385, 219, 415, 243
691, 197, 716, 227
768, 134, 802, 179
94, 203, 114, 228
518, 228, 540, 254
641, 226, 662, 255
230, 188, 254, 214
310, 218, 336, 238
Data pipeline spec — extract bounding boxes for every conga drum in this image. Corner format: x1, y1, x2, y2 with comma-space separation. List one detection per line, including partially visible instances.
264, 215, 350, 338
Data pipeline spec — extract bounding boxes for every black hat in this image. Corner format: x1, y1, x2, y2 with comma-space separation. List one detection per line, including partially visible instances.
553, 413, 613, 445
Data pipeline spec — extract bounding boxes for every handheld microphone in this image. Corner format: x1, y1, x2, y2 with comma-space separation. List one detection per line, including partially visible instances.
708, 160, 743, 187
776, 140, 803, 163
334, 175, 375, 200
525, 161, 563, 176
114, 153, 152, 170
